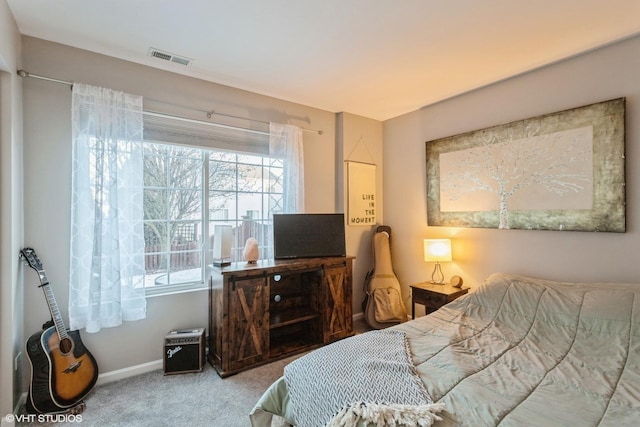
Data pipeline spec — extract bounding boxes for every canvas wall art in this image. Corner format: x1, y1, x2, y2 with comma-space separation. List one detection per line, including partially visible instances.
425, 98, 625, 232
347, 161, 377, 226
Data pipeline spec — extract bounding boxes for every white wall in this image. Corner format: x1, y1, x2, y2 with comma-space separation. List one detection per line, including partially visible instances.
0, 0, 24, 420
383, 34, 640, 315
20, 36, 345, 380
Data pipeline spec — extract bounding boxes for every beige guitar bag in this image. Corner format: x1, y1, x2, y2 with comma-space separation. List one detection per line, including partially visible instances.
362, 226, 408, 329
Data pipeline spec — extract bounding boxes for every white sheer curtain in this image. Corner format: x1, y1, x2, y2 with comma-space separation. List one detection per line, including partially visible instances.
69, 83, 146, 333
269, 122, 304, 213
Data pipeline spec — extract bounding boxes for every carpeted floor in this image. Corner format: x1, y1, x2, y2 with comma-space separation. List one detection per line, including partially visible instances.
19, 319, 371, 427
20, 354, 297, 427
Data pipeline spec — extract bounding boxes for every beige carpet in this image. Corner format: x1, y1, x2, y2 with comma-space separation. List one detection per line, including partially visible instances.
19, 354, 296, 427
19, 320, 371, 427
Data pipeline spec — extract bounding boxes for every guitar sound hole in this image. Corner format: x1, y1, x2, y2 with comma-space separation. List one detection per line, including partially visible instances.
59, 337, 74, 354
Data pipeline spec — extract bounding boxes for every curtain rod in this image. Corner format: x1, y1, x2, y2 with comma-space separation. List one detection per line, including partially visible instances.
16, 70, 323, 136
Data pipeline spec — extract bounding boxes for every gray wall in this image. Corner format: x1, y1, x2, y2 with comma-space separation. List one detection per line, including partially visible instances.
0, 1, 24, 416
383, 34, 640, 315
337, 113, 385, 314
20, 36, 356, 381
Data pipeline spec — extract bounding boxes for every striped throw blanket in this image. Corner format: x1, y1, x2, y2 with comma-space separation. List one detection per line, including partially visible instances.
283, 330, 444, 427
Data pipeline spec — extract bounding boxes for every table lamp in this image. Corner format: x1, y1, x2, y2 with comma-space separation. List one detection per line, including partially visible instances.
423, 239, 452, 284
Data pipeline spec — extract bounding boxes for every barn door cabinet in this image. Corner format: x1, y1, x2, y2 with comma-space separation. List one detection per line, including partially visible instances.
208, 256, 353, 377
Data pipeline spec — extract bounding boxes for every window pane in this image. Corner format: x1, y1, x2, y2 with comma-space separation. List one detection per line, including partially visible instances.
267, 157, 283, 168
169, 189, 202, 221
210, 151, 236, 162
209, 191, 237, 219
170, 221, 202, 245
267, 194, 284, 216
144, 222, 166, 250
143, 142, 204, 290
238, 163, 264, 192
237, 153, 263, 165
169, 145, 201, 160
266, 165, 284, 193
169, 158, 201, 189
144, 251, 167, 276
238, 192, 263, 220
144, 147, 168, 187
152, 263, 201, 287
144, 189, 167, 220
209, 159, 237, 191
169, 248, 201, 273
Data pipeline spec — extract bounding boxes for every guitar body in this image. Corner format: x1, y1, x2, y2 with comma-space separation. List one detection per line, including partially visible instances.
20, 247, 99, 414
26, 326, 98, 413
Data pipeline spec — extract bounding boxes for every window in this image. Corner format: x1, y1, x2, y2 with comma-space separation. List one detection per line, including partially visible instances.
142, 142, 283, 295
70, 84, 303, 327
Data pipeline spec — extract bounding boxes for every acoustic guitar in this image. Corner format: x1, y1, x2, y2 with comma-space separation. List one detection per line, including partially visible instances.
21, 248, 99, 414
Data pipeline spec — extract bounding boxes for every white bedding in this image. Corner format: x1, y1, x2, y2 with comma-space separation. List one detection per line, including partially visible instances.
251, 273, 640, 426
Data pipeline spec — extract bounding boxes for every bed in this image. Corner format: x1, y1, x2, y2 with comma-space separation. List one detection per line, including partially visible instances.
250, 272, 640, 426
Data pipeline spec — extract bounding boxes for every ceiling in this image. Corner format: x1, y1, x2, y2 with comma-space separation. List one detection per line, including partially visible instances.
7, 0, 640, 121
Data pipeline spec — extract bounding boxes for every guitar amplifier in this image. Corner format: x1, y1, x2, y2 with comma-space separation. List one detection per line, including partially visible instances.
163, 328, 205, 375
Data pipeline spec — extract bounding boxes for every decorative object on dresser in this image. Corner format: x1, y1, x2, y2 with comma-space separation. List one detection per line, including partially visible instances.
450, 275, 464, 288
212, 225, 232, 267
208, 256, 354, 377
20, 248, 99, 415
410, 281, 469, 318
242, 237, 260, 263
163, 328, 205, 375
423, 239, 452, 284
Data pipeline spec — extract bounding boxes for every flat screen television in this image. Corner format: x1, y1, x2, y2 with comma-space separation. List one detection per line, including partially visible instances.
273, 213, 346, 259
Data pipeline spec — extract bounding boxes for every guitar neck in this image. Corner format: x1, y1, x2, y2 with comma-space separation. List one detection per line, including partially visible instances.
21, 248, 69, 340
38, 270, 69, 341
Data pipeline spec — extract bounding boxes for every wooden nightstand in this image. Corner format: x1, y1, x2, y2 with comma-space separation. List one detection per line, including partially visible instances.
410, 282, 469, 318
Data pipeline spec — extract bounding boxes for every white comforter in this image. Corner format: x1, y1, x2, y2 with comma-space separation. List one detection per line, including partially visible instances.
252, 273, 640, 426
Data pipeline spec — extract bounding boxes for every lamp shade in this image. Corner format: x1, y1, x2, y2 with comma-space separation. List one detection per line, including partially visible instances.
423, 239, 452, 262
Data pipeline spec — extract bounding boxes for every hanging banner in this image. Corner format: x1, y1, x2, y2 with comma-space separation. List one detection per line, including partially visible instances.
347, 161, 377, 226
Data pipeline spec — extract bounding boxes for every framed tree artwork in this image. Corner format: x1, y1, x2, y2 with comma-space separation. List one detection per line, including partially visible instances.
425, 98, 625, 232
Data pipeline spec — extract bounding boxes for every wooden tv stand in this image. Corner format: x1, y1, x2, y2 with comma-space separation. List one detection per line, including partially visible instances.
207, 256, 354, 377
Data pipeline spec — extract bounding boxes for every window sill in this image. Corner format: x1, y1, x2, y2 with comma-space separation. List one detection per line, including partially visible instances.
145, 282, 208, 298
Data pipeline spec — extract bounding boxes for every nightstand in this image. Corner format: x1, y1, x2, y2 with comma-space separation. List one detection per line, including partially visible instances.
410, 282, 469, 318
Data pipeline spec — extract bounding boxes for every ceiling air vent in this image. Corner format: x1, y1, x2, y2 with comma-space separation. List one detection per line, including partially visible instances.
147, 47, 193, 66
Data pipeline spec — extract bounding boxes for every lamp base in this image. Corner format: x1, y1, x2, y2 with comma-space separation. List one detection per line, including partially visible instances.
430, 262, 445, 285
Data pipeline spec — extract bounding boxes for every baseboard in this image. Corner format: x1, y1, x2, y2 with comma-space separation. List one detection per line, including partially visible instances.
353, 311, 364, 321
14, 392, 27, 415
3, 393, 28, 425
96, 359, 162, 386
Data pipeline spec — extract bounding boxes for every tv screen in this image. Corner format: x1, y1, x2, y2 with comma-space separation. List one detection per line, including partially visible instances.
273, 213, 346, 259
